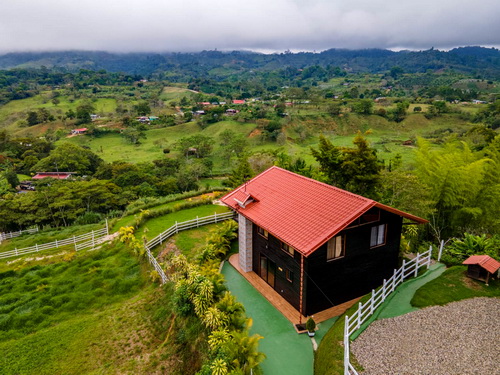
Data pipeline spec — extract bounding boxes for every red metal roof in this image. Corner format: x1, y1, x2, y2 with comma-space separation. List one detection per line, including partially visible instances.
463, 255, 500, 274
232, 100, 245, 104
221, 166, 427, 256
32, 172, 74, 180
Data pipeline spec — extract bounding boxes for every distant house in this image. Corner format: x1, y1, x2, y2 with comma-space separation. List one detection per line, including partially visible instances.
221, 167, 427, 316
232, 99, 246, 105
32, 172, 75, 180
90, 114, 100, 121
463, 255, 500, 285
226, 108, 238, 115
71, 128, 88, 135
136, 116, 150, 123
195, 110, 206, 115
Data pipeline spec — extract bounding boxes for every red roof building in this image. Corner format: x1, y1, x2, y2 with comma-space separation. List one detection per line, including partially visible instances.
463, 255, 500, 284
221, 166, 427, 316
32, 172, 75, 180
232, 99, 246, 105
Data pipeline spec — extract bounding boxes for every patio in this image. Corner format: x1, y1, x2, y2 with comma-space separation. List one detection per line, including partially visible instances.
228, 253, 361, 325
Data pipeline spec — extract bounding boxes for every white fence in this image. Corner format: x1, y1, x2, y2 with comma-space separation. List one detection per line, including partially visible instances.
343, 246, 433, 375
0, 227, 39, 242
144, 211, 235, 284
0, 224, 109, 260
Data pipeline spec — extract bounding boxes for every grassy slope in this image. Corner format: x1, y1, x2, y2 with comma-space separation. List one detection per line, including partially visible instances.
57, 112, 472, 172
411, 265, 500, 308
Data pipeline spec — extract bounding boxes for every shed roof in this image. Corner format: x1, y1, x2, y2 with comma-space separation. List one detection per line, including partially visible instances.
32, 172, 74, 180
463, 255, 500, 274
221, 166, 427, 256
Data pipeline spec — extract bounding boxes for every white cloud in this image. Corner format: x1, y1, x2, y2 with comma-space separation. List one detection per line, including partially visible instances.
0, 0, 499, 52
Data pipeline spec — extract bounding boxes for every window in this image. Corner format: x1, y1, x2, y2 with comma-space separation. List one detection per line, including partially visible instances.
257, 226, 268, 239
285, 269, 294, 283
370, 224, 386, 247
327, 235, 344, 260
281, 242, 295, 256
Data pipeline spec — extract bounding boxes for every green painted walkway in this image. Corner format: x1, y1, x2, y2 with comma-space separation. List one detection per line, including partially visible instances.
351, 263, 446, 339
222, 263, 314, 375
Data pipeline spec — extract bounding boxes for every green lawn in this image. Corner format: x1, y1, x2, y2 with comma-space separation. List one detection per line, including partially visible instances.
0, 223, 104, 253
411, 265, 500, 308
137, 204, 229, 241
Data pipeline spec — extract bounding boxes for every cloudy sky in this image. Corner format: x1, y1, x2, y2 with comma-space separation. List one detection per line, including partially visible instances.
1, 0, 499, 53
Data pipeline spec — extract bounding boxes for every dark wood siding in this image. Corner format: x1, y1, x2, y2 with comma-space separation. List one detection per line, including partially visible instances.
252, 223, 302, 311
304, 209, 402, 315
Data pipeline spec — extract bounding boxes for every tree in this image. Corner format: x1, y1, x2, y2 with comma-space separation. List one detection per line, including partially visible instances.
76, 103, 94, 125
339, 133, 382, 198
134, 101, 151, 116
26, 111, 39, 126
33, 143, 103, 175
310, 135, 343, 186
121, 127, 146, 144
351, 99, 373, 115
225, 158, 254, 188
415, 138, 500, 240
176, 135, 213, 158
311, 133, 382, 198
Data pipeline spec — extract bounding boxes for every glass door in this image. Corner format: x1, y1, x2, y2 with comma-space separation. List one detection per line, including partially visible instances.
259, 254, 276, 288
260, 255, 268, 281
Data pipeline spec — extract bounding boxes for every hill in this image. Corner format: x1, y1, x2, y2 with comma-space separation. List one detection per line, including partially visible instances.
1, 47, 499, 79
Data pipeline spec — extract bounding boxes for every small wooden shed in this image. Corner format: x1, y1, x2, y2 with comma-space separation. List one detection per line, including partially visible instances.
462, 255, 500, 285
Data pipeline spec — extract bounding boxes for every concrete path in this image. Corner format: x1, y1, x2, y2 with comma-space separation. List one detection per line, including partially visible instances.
223, 263, 314, 375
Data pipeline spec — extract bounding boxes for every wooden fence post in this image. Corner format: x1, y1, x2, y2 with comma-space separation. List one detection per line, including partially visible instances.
36, 243, 39, 252
105, 219, 109, 235
214, 212, 217, 222
92, 230, 95, 249
197, 216, 199, 227
175, 221, 178, 234
74, 236, 77, 250
427, 245, 432, 269
55, 239, 58, 248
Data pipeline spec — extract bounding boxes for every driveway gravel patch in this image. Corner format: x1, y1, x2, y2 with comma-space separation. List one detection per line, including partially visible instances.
351, 297, 500, 375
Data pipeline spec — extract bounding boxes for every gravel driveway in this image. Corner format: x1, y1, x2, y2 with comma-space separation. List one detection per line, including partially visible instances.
351, 297, 500, 375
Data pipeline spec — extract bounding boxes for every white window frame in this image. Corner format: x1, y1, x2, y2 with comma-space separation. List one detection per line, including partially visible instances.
327, 235, 345, 261
370, 224, 386, 248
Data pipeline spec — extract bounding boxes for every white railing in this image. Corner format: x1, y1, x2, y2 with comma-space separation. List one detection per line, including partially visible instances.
0, 223, 109, 260
144, 211, 235, 284
0, 227, 39, 242
343, 246, 433, 375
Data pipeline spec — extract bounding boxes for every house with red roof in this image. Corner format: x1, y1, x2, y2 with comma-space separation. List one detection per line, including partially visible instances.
32, 172, 75, 180
462, 255, 500, 285
221, 166, 427, 316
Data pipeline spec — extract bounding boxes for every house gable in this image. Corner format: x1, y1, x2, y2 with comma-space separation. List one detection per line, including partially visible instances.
221, 166, 427, 257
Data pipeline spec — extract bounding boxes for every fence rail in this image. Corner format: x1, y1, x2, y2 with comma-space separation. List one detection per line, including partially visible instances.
144, 211, 235, 284
0, 224, 109, 260
343, 246, 433, 375
0, 227, 39, 242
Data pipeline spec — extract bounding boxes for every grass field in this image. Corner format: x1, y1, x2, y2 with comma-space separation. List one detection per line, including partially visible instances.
0, 223, 104, 253
411, 266, 500, 308
137, 204, 229, 241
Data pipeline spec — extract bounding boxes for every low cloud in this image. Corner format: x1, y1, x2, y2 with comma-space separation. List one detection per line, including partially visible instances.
0, 0, 499, 53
